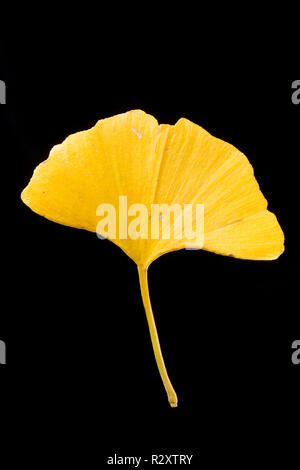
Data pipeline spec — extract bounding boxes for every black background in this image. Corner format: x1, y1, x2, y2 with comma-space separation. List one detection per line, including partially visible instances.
1, 37, 299, 465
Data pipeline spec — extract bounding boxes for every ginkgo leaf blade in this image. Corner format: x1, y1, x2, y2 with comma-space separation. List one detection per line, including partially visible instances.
21, 109, 285, 407
203, 210, 284, 260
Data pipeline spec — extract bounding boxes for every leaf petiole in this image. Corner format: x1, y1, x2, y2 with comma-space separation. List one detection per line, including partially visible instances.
138, 265, 178, 407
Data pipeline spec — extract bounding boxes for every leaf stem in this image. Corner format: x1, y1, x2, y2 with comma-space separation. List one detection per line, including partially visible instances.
137, 265, 178, 407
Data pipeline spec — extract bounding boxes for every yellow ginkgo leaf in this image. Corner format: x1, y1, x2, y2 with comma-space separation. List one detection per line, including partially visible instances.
21, 110, 284, 407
